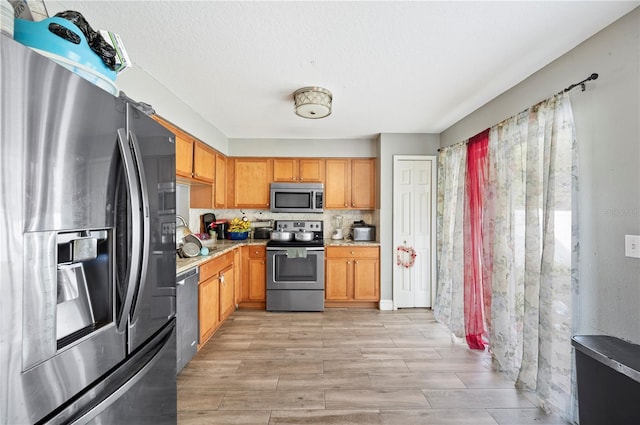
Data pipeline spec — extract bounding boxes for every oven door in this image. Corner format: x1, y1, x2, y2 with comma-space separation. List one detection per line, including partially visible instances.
267, 247, 325, 290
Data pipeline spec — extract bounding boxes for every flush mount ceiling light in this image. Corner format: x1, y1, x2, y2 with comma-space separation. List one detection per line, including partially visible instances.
293, 86, 332, 119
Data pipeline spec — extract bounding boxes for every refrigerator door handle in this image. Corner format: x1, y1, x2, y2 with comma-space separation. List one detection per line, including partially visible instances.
115, 128, 143, 334
127, 130, 151, 322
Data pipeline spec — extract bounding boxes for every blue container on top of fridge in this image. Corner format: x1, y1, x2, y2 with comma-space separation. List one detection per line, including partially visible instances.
13, 17, 118, 94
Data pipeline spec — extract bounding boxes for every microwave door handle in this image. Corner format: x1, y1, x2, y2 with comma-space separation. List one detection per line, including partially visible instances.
127, 130, 150, 322
116, 128, 143, 333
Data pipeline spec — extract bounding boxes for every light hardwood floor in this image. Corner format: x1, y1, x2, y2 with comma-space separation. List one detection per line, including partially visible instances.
177, 308, 571, 425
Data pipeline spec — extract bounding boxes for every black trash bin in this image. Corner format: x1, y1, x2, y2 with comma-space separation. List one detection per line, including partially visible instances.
572, 335, 640, 425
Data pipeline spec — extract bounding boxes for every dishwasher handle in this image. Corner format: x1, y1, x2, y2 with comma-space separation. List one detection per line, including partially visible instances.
177, 267, 199, 286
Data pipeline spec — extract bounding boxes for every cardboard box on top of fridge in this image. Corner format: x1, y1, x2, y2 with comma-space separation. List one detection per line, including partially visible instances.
99, 30, 132, 74
9, 0, 48, 21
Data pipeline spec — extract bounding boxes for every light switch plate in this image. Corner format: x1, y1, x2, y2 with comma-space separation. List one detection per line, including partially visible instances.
625, 235, 640, 258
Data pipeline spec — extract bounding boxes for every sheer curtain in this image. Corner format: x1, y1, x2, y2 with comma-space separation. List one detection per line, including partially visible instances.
485, 93, 576, 416
434, 143, 467, 339
435, 93, 577, 417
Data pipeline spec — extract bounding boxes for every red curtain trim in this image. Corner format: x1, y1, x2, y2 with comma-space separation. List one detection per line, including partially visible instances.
463, 128, 490, 351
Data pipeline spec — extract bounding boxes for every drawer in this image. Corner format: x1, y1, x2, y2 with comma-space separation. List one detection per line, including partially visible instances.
248, 246, 266, 258
199, 258, 218, 282
326, 246, 379, 259
199, 251, 234, 282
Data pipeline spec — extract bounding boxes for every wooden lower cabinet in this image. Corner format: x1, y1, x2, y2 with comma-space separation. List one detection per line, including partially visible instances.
240, 245, 266, 308
233, 247, 241, 307
198, 274, 219, 347
197, 251, 235, 349
325, 246, 380, 307
218, 263, 235, 322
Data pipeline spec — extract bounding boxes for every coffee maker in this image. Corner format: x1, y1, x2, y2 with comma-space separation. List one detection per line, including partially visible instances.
201, 213, 216, 234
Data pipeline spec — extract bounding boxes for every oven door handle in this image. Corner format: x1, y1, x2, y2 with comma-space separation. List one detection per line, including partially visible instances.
267, 247, 325, 252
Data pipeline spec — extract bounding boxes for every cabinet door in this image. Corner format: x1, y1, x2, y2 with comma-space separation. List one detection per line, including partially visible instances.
219, 264, 235, 322
175, 133, 194, 179
198, 276, 219, 344
325, 258, 351, 300
299, 158, 324, 182
351, 158, 375, 209
193, 142, 215, 183
325, 159, 351, 209
233, 247, 241, 306
273, 158, 298, 182
214, 153, 226, 208
353, 258, 379, 301
234, 158, 272, 208
248, 256, 266, 302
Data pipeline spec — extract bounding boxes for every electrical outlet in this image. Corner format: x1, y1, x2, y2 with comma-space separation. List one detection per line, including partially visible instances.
625, 235, 640, 258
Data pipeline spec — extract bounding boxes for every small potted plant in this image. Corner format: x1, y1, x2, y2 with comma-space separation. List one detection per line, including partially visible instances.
227, 216, 251, 240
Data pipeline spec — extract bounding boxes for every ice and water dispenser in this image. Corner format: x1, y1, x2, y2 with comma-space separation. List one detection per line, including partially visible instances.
55, 230, 111, 346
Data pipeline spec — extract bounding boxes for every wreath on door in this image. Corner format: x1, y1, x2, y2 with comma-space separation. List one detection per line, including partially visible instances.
396, 245, 417, 268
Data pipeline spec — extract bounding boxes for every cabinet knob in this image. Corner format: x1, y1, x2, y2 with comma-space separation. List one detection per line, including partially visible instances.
344, 203, 348, 207
347, 261, 351, 264
351, 251, 355, 255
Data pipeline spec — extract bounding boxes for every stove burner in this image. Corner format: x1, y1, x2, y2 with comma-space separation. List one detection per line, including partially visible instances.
270, 219, 324, 247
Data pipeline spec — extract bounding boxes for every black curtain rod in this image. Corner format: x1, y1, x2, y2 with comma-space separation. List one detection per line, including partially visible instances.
559, 73, 599, 94
437, 72, 600, 152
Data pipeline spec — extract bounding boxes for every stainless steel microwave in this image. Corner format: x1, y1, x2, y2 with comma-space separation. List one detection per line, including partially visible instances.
270, 182, 324, 213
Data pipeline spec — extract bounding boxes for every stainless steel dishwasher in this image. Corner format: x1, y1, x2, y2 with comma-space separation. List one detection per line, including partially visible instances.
176, 267, 199, 374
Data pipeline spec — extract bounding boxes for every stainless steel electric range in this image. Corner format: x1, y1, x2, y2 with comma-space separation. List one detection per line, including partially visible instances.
266, 220, 324, 312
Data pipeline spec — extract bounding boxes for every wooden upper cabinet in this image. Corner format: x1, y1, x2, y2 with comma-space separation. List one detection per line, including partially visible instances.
230, 158, 273, 208
192, 143, 215, 183
272, 158, 297, 182
175, 133, 194, 179
152, 115, 216, 184
325, 158, 375, 210
325, 159, 351, 208
214, 153, 226, 208
273, 158, 325, 182
351, 158, 376, 209
152, 116, 193, 179
299, 158, 325, 182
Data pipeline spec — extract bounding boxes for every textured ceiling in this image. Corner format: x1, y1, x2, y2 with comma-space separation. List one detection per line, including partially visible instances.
45, 1, 638, 139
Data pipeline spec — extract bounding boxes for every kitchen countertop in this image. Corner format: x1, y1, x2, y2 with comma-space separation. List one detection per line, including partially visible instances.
176, 238, 380, 274
324, 239, 380, 247
176, 239, 268, 274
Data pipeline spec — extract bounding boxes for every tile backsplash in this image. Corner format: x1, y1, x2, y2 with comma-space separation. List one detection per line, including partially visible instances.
188, 208, 376, 240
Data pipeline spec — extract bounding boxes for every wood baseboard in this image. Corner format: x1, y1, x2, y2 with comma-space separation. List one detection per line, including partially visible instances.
324, 301, 378, 309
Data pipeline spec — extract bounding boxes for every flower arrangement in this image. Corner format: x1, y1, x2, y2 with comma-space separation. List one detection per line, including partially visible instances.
228, 217, 251, 233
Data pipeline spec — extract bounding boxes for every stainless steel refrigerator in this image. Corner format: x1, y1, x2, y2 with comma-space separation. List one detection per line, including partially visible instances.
1, 36, 178, 424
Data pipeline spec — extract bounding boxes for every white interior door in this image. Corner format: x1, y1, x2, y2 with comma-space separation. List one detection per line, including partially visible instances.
393, 156, 435, 308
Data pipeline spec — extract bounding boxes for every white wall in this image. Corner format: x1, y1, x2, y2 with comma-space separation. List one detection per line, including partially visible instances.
441, 8, 640, 344
117, 66, 229, 153
229, 138, 377, 157
378, 134, 440, 302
